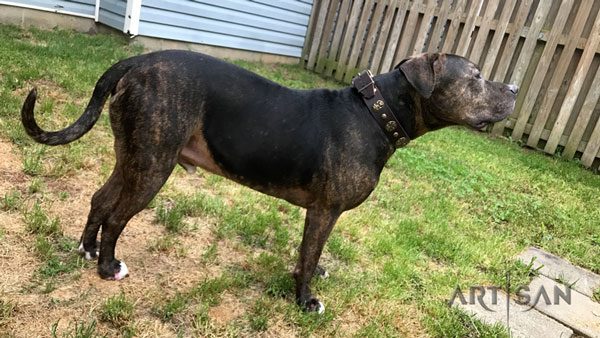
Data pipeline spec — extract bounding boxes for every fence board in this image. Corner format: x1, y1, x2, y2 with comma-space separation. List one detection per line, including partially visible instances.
324, 0, 351, 77
358, 0, 386, 71
489, 0, 534, 136
334, 0, 364, 81
343, 0, 375, 82
370, 0, 396, 74
315, 0, 339, 73
427, 0, 453, 53
306, 0, 330, 70
469, 0, 499, 64
525, 1, 593, 148
301, 0, 320, 62
411, 0, 437, 55
545, 12, 600, 156
582, 114, 600, 167
455, 0, 484, 56
379, 1, 410, 72
497, 1, 553, 136
480, 0, 516, 77
563, 65, 600, 160
511, 0, 574, 141
440, 0, 466, 53
394, 0, 423, 64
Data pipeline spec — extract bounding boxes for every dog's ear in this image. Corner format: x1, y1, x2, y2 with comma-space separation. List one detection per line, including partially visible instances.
396, 54, 439, 99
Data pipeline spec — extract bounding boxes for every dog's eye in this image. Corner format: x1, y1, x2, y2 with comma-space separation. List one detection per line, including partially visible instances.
475, 73, 482, 80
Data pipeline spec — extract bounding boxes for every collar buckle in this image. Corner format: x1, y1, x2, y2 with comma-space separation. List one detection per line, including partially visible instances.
352, 70, 376, 99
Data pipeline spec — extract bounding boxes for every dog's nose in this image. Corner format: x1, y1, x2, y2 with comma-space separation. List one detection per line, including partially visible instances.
507, 84, 519, 94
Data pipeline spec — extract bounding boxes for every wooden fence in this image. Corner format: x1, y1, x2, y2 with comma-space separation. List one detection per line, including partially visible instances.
301, 0, 600, 169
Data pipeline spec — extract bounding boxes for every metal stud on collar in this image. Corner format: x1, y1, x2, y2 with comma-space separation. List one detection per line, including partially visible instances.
372, 100, 384, 112
396, 137, 409, 147
385, 120, 397, 132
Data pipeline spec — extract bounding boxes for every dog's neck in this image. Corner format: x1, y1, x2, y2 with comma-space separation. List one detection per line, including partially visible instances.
373, 70, 445, 138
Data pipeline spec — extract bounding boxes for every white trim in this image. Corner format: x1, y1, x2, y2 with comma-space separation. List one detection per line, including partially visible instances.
123, 0, 141, 36
94, 0, 100, 22
0, 1, 95, 19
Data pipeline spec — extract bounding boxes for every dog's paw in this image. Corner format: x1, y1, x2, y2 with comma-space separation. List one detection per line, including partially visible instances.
314, 265, 329, 279
78, 242, 99, 260
114, 261, 128, 280
299, 297, 325, 314
314, 300, 325, 314
98, 259, 129, 281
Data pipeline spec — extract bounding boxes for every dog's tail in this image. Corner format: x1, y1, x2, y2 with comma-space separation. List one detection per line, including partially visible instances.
21, 56, 138, 145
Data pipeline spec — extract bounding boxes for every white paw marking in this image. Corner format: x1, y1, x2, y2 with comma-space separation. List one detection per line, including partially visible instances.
114, 261, 129, 280
79, 243, 99, 260
321, 270, 329, 279
317, 301, 325, 314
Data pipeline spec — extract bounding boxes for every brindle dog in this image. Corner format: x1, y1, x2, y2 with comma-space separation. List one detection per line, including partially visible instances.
21, 51, 517, 313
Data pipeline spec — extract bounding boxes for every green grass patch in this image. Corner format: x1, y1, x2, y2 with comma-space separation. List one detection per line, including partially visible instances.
147, 234, 181, 254
51, 319, 106, 338
1, 189, 23, 212
248, 298, 270, 332
0, 299, 15, 325
155, 272, 247, 322
21, 200, 86, 291
156, 193, 225, 233
99, 293, 135, 328
24, 201, 61, 236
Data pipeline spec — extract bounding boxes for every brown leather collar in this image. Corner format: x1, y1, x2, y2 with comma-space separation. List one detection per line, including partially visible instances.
352, 70, 410, 148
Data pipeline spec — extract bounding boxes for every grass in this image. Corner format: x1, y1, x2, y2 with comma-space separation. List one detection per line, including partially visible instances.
1, 24, 599, 337
99, 293, 136, 328
24, 201, 60, 236
0, 300, 15, 325
154, 272, 248, 322
22, 199, 86, 292
248, 298, 270, 332
1, 189, 22, 212
51, 319, 105, 338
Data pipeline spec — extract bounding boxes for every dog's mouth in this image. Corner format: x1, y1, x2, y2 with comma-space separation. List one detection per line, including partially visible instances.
470, 105, 514, 130
474, 121, 489, 130
469, 120, 491, 131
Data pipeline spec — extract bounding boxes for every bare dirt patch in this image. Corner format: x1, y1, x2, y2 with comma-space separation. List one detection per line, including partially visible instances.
0, 137, 238, 337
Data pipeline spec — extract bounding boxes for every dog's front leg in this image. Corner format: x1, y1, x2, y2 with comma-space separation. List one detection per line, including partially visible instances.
293, 208, 341, 313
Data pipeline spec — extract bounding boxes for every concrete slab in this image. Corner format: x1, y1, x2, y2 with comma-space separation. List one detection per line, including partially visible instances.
453, 287, 573, 338
0, 5, 97, 33
517, 247, 600, 298
528, 276, 600, 338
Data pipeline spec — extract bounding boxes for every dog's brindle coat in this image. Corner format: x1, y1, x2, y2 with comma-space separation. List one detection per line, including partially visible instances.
21, 51, 517, 313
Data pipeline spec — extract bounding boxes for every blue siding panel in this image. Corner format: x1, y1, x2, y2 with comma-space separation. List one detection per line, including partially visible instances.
140, 7, 305, 47
5, 0, 313, 57
5, 0, 95, 16
250, 0, 312, 15
142, 0, 307, 36
193, 0, 309, 25
138, 0, 313, 57
98, 0, 126, 31
140, 21, 302, 57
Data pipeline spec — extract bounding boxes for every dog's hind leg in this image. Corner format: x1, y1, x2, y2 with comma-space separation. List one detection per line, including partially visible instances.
96, 157, 177, 280
78, 169, 124, 260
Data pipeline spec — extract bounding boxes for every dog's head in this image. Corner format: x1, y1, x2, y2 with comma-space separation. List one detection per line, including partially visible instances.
396, 53, 518, 132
